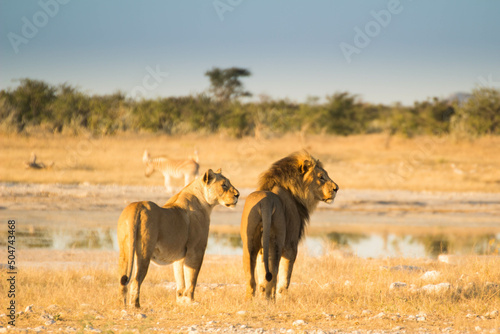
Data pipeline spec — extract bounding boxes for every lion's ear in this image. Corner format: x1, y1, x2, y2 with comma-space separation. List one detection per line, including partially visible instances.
300, 160, 314, 175
203, 169, 216, 184
216, 168, 222, 174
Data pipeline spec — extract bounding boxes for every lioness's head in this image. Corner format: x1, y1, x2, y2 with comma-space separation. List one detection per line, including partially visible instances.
202, 168, 239, 208
300, 158, 339, 205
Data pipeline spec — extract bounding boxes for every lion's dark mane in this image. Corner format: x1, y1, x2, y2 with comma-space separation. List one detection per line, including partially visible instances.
257, 151, 322, 241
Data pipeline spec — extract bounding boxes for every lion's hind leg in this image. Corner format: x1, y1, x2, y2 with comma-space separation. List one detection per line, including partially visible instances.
243, 244, 258, 300
257, 241, 281, 300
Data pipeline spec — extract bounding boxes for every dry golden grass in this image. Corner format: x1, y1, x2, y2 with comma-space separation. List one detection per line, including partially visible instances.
3, 250, 500, 333
1, 132, 500, 192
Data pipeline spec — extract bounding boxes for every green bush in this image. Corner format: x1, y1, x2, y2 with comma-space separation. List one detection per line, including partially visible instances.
452, 88, 500, 136
0, 79, 498, 137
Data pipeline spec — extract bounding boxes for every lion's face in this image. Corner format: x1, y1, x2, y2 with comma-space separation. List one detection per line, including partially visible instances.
308, 165, 338, 204
202, 169, 240, 208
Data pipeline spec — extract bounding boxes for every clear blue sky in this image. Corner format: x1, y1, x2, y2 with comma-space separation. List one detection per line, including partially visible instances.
1, 0, 499, 105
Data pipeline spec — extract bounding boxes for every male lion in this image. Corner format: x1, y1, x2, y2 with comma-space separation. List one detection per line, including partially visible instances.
118, 168, 239, 308
240, 151, 338, 300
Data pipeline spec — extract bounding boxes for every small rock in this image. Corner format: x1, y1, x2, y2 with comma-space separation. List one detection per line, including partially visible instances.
421, 270, 441, 281
416, 315, 426, 322
393, 326, 404, 331
47, 304, 60, 311
136, 313, 147, 319
438, 254, 455, 264
485, 310, 499, 319
345, 314, 355, 320
421, 282, 451, 294
45, 319, 56, 326
25, 305, 34, 313
33, 326, 46, 333
390, 265, 424, 272
236, 310, 247, 315
292, 319, 306, 326
240, 325, 248, 329
390, 282, 407, 290
84, 325, 102, 333
443, 327, 454, 332
374, 312, 386, 319
361, 310, 372, 316
466, 313, 478, 319
81, 275, 94, 282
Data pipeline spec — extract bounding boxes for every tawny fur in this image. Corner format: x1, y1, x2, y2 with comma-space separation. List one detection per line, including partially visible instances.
118, 169, 239, 308
240, 151, 338, 300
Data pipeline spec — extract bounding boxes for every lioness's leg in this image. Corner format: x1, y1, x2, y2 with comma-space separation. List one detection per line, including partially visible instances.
129, 259, 151, 308
119, 250, 128, 306
173, 259, 186, 302
181, 248, 205, 301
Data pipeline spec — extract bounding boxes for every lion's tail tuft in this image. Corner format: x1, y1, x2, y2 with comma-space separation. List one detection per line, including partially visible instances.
120, 275, 129, 286
265, 272, 273, 282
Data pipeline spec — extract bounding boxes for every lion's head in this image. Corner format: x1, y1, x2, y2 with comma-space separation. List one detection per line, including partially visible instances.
258, 151, 338, 211
202, 168, 240, 208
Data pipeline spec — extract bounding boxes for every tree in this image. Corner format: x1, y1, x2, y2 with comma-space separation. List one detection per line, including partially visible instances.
205, 67, 252, 101
3, 78, 56, 128
452, 87, 500, 136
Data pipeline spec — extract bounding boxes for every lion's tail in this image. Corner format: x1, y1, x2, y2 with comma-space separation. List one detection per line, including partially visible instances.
120, 205, 141, 287
261, 200, 273, 282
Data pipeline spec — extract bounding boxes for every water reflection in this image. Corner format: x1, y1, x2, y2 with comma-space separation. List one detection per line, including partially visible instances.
1, 228, 499, 259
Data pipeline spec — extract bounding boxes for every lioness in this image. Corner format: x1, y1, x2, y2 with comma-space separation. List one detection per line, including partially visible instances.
240, 151, 338, 300
118, 169, 239, 308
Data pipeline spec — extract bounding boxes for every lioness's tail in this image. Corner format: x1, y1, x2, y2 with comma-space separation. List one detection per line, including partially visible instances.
120, 206, 141, 287
261, 200, 273, 282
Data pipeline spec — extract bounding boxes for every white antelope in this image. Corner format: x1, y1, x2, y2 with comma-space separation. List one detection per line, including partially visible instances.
143, 150, 199, 193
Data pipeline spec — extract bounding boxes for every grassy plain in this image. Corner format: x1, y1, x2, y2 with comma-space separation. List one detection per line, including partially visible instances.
3, 250, 500, 333
2, 133, 500, 333
1, 132, 500, 192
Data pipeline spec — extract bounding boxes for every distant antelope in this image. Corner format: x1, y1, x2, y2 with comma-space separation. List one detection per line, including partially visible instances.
142, 150, 199, 193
